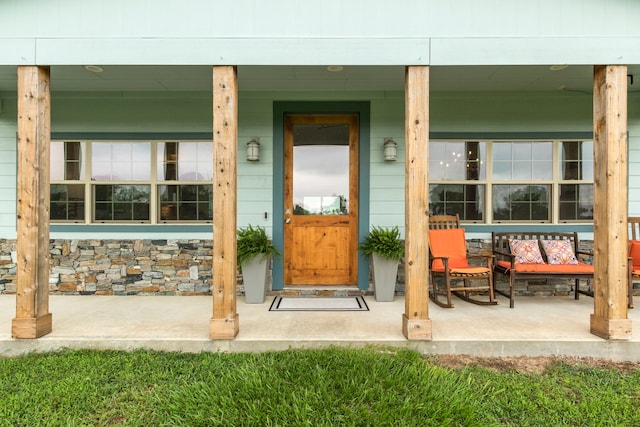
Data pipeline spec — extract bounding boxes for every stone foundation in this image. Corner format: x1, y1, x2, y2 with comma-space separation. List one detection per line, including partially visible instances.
0, 238, 636, 298
0, 239, 221, 296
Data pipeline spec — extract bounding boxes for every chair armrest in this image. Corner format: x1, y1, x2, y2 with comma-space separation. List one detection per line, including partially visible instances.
430, 255, 450, 270
467, 254, 493, 269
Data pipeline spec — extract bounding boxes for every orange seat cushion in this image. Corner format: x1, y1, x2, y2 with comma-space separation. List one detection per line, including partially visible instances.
629, 240, 640, 270
450, 267, 490, 275
496, 260, 594, 274
429, 228, 468, 271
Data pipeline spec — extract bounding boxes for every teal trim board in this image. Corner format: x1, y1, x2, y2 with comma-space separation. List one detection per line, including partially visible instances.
463, 224, 594, 234
272, 101, 371, 291
51, 225, 213, 233
51, 132, 213, 140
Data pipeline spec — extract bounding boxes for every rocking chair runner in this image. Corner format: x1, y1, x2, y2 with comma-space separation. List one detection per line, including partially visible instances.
428, 215, 497, 308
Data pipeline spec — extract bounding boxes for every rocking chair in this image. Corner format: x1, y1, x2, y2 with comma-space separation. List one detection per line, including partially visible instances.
428, 215, 497, 308
628, 217, 640, 309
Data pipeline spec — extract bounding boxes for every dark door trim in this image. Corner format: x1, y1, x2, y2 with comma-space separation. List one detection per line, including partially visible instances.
272, 101, 371, 290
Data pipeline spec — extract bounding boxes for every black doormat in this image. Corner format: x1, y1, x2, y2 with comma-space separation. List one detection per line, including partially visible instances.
269, 296, 369, 311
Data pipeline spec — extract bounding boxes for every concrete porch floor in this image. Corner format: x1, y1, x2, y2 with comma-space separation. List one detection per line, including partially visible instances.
1, 294, 639, 361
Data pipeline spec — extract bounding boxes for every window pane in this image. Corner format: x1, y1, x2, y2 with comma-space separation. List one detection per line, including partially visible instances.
51, 142, 65, 180
50, 184, 85, 221
93, 184, 150, 222
159, 184, 212, 221
492, 143, 511, 161
559, 184, 594, 221
492, 184, 550, 222
492, 142, 552, 181
92, 142, 150, 181
51, 141, 85, 180
561, 141, 593, 180
429, 141, 486, 181
429, 184, 485, 221
157, 142, 213, 181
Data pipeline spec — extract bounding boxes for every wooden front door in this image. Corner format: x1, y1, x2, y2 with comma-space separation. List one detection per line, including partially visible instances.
284, 114, 359, 285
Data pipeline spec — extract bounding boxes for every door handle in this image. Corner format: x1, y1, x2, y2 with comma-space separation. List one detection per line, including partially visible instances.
285, 218, 291, 224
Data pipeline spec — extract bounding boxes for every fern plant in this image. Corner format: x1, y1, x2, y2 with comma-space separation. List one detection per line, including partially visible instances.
236, 225, 281, 266
359, 226, 405, 261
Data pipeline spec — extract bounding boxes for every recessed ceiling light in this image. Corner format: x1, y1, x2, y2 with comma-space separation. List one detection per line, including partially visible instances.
549, 65, 568, 71
84, 65, 104, 73
327, 65, 343, 72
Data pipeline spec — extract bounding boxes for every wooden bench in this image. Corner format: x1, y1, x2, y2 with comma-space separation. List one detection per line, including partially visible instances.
492, 232, 594, 308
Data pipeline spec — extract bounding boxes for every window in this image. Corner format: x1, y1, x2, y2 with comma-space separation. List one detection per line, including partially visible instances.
429, 141, 485, 221
50, 140, 213, 224
428, 140, 593, 224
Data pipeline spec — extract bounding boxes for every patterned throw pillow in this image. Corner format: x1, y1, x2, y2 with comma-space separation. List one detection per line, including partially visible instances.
540, 239, 579, 265
508, 239, 544, 264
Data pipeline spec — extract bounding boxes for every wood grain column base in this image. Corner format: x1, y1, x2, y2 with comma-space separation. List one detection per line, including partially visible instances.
402, 314, 432, 340
12, 313, 52, 339
590, 315, 632, 340
210, 314, 240, 339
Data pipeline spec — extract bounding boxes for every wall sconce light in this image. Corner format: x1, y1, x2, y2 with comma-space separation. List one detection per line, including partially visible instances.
246, 138, 260, 162
383, 138, 397, 161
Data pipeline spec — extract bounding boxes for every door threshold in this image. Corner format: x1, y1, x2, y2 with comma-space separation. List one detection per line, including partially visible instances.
269, 286, 369, 297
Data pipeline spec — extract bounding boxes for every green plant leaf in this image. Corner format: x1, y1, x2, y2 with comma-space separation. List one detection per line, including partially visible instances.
236, 225, 281, 266
359, 225, 404, 261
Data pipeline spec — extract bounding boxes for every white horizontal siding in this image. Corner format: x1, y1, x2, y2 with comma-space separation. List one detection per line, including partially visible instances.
2, 1, 640, 66
628, 114, 640, 216
0, 88, 637, 240
3, 0, 639, 38
0, 95, 16, 238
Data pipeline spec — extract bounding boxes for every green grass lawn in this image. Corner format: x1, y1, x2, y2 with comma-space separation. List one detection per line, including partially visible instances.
1, 347, 638, 426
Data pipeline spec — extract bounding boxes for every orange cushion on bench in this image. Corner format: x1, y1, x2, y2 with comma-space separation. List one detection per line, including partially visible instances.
629, 240, 640, 270
496, 260, 594, 274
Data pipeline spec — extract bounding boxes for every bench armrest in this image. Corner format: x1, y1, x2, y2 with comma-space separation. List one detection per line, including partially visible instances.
492, 249, 513, 258
576, 249, 593, 256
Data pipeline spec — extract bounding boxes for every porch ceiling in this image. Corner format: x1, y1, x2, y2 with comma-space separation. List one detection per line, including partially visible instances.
0, 64, 638, 93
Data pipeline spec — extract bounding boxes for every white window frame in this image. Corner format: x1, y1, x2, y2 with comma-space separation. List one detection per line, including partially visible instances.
50, 140, 213, 225
429, 139, 594, 225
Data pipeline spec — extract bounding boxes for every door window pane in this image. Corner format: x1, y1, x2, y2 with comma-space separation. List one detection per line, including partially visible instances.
292, 124, 349, 215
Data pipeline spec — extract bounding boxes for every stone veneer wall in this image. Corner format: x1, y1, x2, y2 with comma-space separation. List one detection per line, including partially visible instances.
0, 238, 630, 298
0, 239, 226, 296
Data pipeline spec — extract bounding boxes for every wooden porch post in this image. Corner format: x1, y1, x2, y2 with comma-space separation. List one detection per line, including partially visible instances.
590, 65, 632, 340
402, 66, 432, 340
210, 66, 240, 339
12, 66, 52, 339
